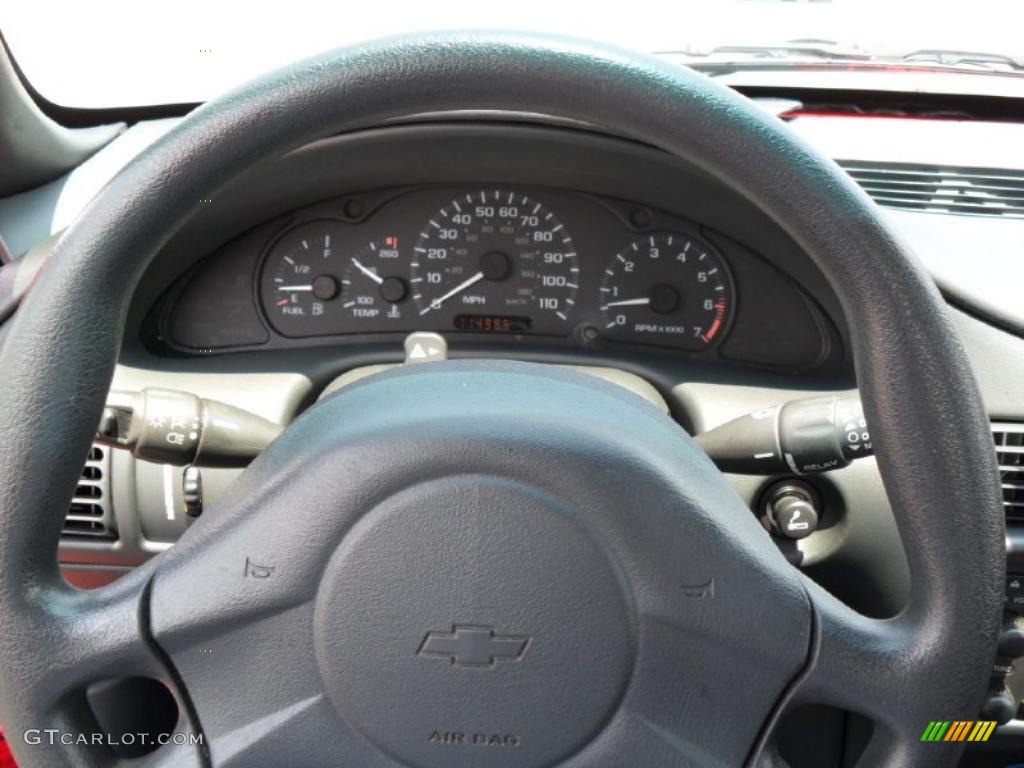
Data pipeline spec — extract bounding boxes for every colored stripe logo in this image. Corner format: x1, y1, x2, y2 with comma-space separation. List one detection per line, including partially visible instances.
920, 721, 997, 742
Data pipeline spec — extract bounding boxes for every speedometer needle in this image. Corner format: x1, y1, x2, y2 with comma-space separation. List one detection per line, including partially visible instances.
351, 257, 384, 285
420, 271, 485, 315
604, 297, 651, 307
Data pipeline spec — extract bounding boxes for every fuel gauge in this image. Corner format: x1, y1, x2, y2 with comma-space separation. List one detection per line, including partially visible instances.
260, 220, 349, 337
260, 223, 412, 337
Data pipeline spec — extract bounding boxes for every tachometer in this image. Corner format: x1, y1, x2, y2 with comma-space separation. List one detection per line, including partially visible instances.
411, 190, 578, 334
600, 232, 733, 350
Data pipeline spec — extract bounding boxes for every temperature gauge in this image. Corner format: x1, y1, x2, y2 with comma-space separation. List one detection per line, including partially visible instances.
260, 222, 412, 336
339, 237, 412, 331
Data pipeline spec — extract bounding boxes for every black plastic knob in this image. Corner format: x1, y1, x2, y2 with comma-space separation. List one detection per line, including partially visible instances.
379, 276, 407, 304
770, 493, 818, 540
312, 275, 340, 301
980, 689, 1017, 725
997, 621, 1024, 659
182, 466, 203, 519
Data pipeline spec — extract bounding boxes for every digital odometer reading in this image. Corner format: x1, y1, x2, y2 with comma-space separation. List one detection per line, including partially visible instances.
453, 314, 532, 333
600, 232, 734, 351
411, 190, 579, 335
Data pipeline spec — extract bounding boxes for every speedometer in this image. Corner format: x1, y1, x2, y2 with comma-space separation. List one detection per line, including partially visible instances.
411, 190, 578, 335
600, 232, 733, 350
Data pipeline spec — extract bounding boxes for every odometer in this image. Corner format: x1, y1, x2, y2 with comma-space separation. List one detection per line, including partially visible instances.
453, 314, 532, 333
600, 232, 734, 351
411, 189, 578, 335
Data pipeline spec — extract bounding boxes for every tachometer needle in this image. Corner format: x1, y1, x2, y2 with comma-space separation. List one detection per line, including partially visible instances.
276, 285, 314, 291
420, 271, 485, 315
604, 297, 651, 307
351, 257, 384, 285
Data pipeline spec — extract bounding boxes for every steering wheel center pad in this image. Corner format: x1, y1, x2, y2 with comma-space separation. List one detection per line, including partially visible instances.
150, 362, 809, 766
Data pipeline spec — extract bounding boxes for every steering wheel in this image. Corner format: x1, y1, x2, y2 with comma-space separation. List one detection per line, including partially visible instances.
0, 33, 1005, 768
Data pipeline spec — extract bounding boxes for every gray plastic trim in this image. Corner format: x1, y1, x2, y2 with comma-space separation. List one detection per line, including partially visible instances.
321, 362, 669, 412
0, 35, 123, 197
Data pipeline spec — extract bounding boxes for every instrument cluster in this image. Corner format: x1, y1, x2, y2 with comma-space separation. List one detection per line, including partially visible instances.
160, 185, 828, 370
256, 186, 733, 351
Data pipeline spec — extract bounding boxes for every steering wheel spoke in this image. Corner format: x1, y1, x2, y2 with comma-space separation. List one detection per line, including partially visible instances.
796, 582, 906, 710
199, 694, 393, 767
0, 562, 206, 765
27, 567, 157, 702
152, 600, 387, 766
788, 577, 988, 766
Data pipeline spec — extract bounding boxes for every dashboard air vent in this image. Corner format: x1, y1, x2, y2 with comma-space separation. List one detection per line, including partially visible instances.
993, 423, 1024, 523
64, 444, 116, 539
837, 160, 1024, 219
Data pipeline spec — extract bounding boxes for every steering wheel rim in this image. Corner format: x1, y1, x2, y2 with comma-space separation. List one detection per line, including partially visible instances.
0, 32, 1004, 767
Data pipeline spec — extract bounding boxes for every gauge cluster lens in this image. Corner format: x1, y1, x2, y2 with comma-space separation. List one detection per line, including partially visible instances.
600, 233, 733, 350
250, 191, 742, 352
411, 190, 579, 335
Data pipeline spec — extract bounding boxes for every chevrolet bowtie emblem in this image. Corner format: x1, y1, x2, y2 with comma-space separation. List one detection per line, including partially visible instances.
418, 625, 530, 668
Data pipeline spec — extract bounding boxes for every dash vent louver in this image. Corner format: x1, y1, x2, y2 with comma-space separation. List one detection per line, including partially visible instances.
63, 444, 116, 538
838, 160, 1024, 219
993, 423, 1024, 523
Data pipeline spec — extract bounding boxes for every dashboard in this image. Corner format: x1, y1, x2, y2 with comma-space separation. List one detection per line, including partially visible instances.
155, 183, 830, 371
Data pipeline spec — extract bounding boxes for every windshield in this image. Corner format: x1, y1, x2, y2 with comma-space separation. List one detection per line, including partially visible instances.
2, 0, 1023, 108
